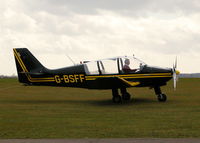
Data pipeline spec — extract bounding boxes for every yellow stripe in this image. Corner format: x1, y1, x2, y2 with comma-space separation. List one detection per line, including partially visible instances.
85, 78, 96, 81
14, 49, 33, 81
14, 51, 32, 81
14, 51, 28, 73
86, 73, 171, 78
14, 49, 29, 72
30, 80, 55, 82
118, 73, 171, 77
31, 77, 55, 80
118, 77, 140, 86
85, 74, 172, 80
123, 75, 172, 79
14, 48, 55, 83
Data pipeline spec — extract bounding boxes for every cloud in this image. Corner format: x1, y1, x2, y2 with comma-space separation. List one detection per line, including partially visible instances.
21, 0, 200, 16
0, 0, 200, 75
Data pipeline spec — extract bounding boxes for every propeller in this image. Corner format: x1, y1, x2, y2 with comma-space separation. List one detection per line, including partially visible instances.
172, 57, 179, 90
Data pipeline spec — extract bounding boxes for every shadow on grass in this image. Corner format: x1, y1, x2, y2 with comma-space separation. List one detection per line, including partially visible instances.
88, 98, 158, 106
2, 97, 159, 106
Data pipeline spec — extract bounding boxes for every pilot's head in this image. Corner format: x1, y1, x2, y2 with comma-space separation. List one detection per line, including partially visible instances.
125, 59, 130, 65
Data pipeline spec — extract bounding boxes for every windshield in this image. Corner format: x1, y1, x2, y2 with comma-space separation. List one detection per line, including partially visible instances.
84, 56, 146, 75
120, 56, 146, 73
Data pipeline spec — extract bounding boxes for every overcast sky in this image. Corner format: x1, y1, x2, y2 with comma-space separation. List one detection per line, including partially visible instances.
1, 0, 200, 75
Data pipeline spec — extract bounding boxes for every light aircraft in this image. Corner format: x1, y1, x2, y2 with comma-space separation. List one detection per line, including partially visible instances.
13, 48, 180, 103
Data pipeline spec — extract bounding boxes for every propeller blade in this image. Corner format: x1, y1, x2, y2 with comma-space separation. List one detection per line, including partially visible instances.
173, 72, 177, 90
172, 57, 178, 90
175, 57, 177, 68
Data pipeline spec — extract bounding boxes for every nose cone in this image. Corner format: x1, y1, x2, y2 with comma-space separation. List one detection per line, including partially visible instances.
176, 70, 180, 75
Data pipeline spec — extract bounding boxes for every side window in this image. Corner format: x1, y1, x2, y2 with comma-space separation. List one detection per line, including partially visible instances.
121, 57, 144, 72
101, 60, 118, 74
129, 58, 141, 70
84, 61, 99, 75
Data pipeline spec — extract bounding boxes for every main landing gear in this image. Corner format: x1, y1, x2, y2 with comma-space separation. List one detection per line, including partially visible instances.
112, 86, 167, 103
112, 88, 131, 103
154, 86, 167, 102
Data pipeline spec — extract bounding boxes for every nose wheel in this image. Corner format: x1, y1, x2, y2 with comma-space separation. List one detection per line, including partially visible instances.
154, 86, 167, 102
157, 94, 167, 102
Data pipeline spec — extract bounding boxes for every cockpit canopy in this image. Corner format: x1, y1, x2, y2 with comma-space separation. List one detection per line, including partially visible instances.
84, 56, 146, 75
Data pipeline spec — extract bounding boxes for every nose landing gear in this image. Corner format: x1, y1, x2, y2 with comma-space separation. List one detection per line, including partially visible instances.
157, 94, 167, 102
154, 86, 167, 102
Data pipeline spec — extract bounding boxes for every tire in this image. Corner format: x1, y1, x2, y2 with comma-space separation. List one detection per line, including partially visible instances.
112, 95, 122, 103
122, 92, 131, 101
158, 94, 167, 102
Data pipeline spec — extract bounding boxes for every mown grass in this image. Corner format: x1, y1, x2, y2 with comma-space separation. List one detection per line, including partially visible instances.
0, 78, 200, 138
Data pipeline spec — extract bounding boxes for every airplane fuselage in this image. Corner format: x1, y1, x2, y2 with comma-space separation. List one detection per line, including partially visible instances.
13, 48, 179, 103
21, 64, 173, 89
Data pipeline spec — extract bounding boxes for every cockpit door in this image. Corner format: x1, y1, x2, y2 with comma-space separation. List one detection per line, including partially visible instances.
84, 61, 99, 75
98, 59, 118, 75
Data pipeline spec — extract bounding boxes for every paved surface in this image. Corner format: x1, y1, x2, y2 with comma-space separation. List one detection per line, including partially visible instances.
0, 139, 200, 143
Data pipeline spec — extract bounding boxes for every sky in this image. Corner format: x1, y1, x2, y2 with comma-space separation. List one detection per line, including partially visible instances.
1, 0, 200, 75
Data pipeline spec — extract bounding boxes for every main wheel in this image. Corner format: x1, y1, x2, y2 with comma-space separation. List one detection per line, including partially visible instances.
112, 95, 122, 103
122, 92, 131, 101
157, 94, 167, 102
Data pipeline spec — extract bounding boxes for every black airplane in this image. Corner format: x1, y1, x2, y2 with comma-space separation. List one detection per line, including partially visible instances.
13, 48, 180, 103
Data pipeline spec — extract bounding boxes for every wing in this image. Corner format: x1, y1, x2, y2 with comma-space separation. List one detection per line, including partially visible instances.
117, 77, 140, 87
91, 76, 140, 89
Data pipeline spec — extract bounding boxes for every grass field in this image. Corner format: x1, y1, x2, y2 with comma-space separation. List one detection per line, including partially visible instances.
0, 78, 200, 138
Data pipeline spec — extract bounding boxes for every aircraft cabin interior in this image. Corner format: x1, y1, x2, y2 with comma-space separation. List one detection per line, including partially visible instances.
84, 56, 146, 75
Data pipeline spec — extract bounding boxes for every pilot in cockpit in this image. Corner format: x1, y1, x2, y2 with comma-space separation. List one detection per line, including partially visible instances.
123, 58, 136, 73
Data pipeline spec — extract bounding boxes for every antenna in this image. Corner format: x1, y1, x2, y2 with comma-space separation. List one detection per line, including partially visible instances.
66, 54, 76, 65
